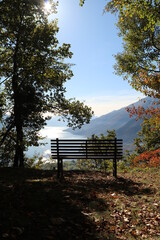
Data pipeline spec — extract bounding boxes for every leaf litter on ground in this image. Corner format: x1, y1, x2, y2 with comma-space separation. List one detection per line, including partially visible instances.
0, 167, 159, 239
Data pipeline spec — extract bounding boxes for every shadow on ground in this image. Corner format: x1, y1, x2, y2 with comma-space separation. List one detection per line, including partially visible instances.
0, 168, 154, 240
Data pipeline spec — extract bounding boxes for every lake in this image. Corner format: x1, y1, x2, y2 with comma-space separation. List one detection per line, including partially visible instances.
26, 126, 85, 159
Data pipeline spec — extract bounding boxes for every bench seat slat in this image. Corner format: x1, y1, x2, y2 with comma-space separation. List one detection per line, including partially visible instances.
51, 139, 122, 142
51, 151, 122, 154
51, 155, 123, 158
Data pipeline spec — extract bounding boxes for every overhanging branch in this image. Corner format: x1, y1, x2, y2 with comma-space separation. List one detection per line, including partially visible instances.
139, 65, 160, 73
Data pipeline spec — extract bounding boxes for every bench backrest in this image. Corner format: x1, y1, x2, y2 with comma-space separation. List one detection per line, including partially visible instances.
51, 138, 123, 160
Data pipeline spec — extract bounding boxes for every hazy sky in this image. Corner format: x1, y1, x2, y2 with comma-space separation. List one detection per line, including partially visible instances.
51, 0, 144, 116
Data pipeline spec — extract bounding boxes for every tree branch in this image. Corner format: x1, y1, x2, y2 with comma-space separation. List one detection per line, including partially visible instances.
0, 122, 14, 146
139, 65, 160, 73
0, 75, 12, 85
152, 32, 160, 52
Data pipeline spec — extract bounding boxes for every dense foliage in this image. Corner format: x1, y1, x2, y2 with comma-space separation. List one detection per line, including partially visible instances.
128, 116, 160, 167
105, 1, 160, 99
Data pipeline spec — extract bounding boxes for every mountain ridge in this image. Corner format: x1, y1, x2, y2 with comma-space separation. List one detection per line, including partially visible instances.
65, 97, 156, 151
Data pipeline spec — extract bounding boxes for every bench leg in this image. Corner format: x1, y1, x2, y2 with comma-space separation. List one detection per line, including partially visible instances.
57, 158, 60, 179
60, 158, 63, 179
57, 158, 63, 179
113, 158, 117, 178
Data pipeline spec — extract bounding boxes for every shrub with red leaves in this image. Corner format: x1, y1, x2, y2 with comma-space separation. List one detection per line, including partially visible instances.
133, 148, 160, 167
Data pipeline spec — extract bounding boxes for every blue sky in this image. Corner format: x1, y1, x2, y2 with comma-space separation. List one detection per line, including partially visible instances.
51, 0, 144, 116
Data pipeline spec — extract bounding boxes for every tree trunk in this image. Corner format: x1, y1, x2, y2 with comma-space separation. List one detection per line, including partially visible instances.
13, 90, 24, 167
13, 84, 24, 167
12, 29, 24, 167
14, 120, 24, 167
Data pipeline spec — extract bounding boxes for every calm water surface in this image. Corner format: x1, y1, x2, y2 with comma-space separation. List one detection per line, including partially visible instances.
27, 127, 84, 157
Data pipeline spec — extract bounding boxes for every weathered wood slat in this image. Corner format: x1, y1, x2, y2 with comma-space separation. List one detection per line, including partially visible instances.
51, 140, 122, 143
51, 155, 122, 159
51, 144, 123, 147
52, 156, 122, 158
51, 151, 123, 154
51, 144, 122, 146
51, 147, 123, 150
51, 139, 122, 141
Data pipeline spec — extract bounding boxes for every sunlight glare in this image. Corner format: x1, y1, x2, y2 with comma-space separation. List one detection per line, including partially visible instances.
44, 1, 51, 13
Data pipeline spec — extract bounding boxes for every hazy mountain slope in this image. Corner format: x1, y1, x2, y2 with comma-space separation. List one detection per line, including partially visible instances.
67, 97, 154, 137
116, 118, 143, 142
67, 108, 131, 136
66, 107, 135, 137
65, 97, 156, 147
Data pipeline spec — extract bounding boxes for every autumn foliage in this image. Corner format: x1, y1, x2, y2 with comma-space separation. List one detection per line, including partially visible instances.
126, 100, 160, 123
133, 148, 160, 167
126, 100, 160, 132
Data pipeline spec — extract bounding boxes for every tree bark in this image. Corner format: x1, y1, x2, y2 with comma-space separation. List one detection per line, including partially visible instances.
12, 28, 24, 167
13, 117, 24, 167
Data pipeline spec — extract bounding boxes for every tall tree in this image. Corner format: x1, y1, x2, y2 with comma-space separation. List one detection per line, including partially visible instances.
105, 0, 160, 159
106, 0, 160, 146
105, 1, 160, 99
0, 0, 93, 167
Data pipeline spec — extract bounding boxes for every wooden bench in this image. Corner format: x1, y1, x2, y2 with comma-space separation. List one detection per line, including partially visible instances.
51, 138, 123, 178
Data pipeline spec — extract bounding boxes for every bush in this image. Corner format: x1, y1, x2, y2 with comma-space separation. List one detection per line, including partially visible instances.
133, 148, 160, 167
